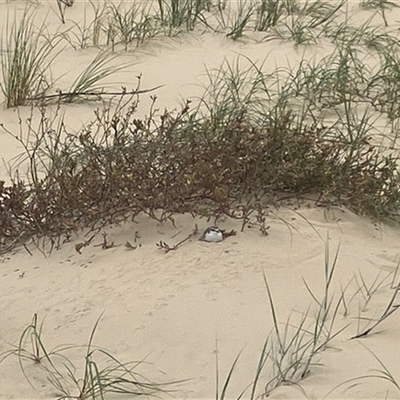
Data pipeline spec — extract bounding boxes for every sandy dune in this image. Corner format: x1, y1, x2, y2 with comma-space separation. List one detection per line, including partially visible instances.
1, 0, 400, 399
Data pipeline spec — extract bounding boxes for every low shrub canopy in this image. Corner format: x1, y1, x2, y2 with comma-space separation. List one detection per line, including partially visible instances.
1, 86, 399, 253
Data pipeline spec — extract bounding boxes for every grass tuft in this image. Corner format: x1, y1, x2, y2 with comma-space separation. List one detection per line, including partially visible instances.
1, 314, 182, 399
0, 8, 61, 108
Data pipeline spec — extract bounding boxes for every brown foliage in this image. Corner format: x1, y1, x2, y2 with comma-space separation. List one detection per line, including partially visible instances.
1, 93, 399, 254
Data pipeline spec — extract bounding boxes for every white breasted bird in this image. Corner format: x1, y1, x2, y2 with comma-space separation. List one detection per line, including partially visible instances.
199, 226, 224, 243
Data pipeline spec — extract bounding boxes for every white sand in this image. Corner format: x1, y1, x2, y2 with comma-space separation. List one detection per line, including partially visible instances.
1, 1, 400, 399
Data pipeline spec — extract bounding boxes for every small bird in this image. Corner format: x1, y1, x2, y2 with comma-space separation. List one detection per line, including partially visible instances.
199, 226, 224, 243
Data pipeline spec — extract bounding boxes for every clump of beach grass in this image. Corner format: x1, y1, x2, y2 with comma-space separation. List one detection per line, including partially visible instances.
255, 0, 298, 32
0, 8, 62, 108
104, 2, 160, 51
156, 0, 211, 35
0, 314, 73, 367
257, 0, 343, 46
50, 0, 386, 53
221, 0, 257, 40
0, 314, 181, 399
0, 7, 131, 108
214, 241, 349, 399
60, 0, 108, 49
214, 241, 400, 399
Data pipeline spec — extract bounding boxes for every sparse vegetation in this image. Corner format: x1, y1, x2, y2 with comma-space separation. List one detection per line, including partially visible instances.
2, 51, 400, 254
0, 314, 179, 399
212, 241, 400, 398
0, 9, 61, 108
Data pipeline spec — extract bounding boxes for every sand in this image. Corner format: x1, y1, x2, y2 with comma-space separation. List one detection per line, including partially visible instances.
1, 1, 400, 399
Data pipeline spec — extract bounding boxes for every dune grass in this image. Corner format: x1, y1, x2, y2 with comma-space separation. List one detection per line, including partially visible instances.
33, 0, 400, 57
60, 1, 108, 49
65, 51, 129, 102
264, 0, 344, 45
105, 2, 160, 50
352, 277, 400, 339
0, 314, 73, 367
214, 242, 400, 398
257, 242, 347, 395
0, 314, 181, 399
255, 0, 296, 32
0, 9, 134, 107
53, 0, 348, 48
157, 0, 211, 34
42, 0, 400, 52
0, 8, 61, 108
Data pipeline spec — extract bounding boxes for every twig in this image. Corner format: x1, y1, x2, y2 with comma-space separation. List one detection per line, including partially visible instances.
157, 225, 199, 253
75, 234, 96, 254
93, 232, 115, 250
26, 86, 163, 102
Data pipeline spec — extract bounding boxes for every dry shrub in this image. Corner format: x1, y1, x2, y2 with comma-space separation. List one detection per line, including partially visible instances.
1, 92, 399, 253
